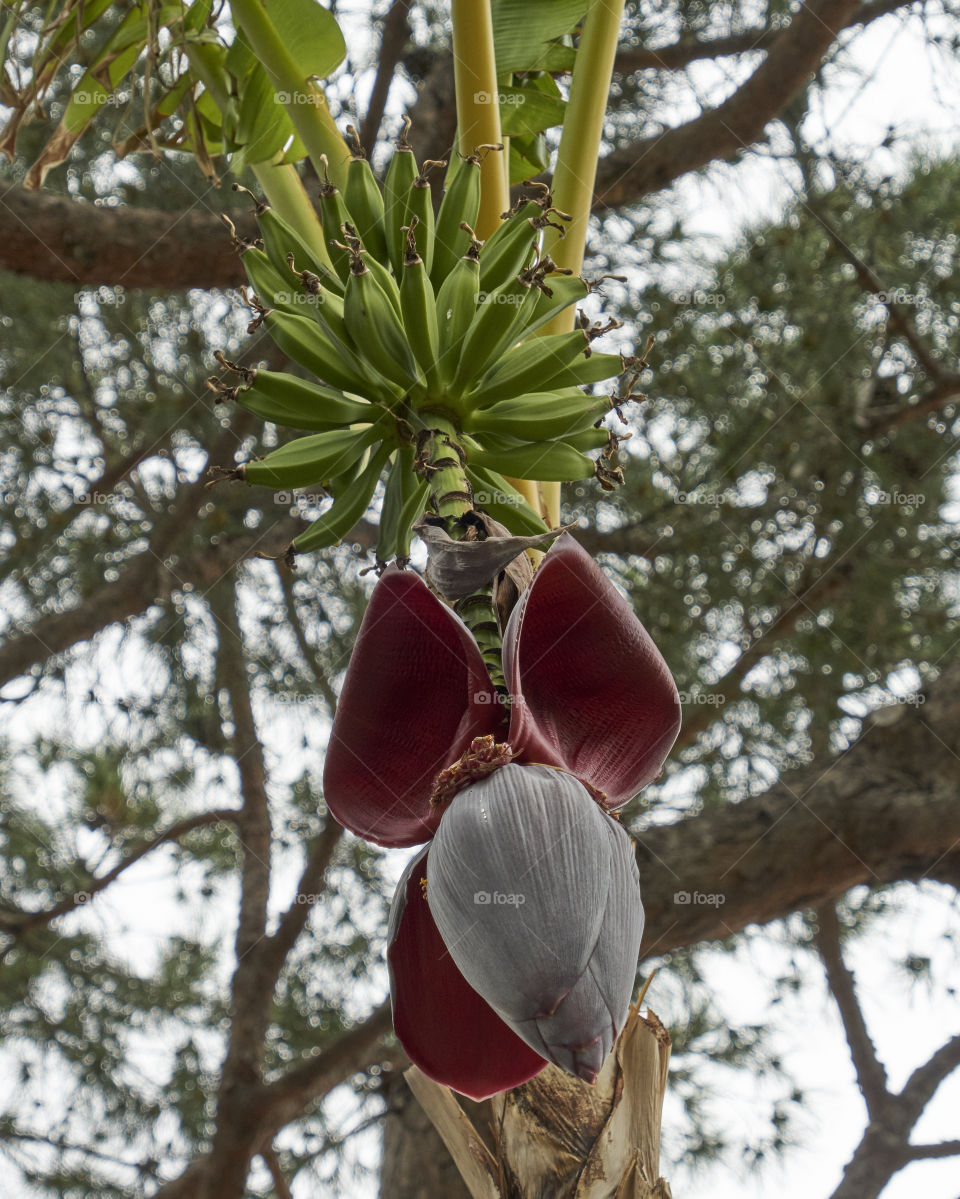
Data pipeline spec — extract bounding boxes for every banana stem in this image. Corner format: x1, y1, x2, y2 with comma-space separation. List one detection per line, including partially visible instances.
542, 0, 626, 277
254, 160, 334, 271
184, 41, 333, 268
420, 418, 505, 688
539, 0, 627, 528
451, 0, 509, 239
229, 0, 351, 189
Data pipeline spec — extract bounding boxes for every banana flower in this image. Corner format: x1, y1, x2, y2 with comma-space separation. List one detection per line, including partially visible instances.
323, 534, 680, 1098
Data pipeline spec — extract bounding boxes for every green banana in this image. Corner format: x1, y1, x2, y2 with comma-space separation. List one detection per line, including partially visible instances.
465, 388, 610, 441
241, 247, 306, 317
467, 331, 607, 406
477, 194, 550, 293
285, 258, 353, 344
344, 125, 389, 265
377, 444, 428, 561
342, 247, 423, 391
383, 118, 419, 275
399, 222, 441, 392
232, 185, 339, 290
241, 424, 382, 490
293, 441, 392, 553
259, 307, 390, 398
317, 157, 355, 282
339, 221, 402, 317
395, 474, 430, 558
464, 465, 551, 535
453, 265, 541, 389
406, 161, 443, 273
431, 152, 483, 287
231, 367, 382, 431
563, 426, 613, 453
360, 243, 403, 319
377, 449, 407, 562
521, 273, 590, 338
465, 432, 596, 482
435, 236, 481, 390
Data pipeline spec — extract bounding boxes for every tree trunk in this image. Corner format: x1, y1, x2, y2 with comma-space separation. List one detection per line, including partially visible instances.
380, 1074, 491, 1199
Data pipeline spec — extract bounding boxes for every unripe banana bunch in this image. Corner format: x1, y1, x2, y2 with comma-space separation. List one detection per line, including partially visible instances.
212, 122, 641, 559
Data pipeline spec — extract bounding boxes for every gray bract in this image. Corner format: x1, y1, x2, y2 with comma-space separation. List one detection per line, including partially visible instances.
426, 762, 644, 1082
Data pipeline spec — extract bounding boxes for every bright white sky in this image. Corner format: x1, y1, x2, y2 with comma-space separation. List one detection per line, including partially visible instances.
1, 5, 959, 1198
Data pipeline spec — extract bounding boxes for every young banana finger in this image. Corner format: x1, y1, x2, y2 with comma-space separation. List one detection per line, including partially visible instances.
344, 125, 389, 265
435, 233, 481, 391
399, 222, 442, 392
292, 441, 392, 554
342, 243, 424, 390
464, 465, 550, 536
240, 424, 383, 491
214, 362, 382, 431
465, 388, 610, 441
465, 432, 596, 482
384, 118, 419, 275
431, 151, 483, 287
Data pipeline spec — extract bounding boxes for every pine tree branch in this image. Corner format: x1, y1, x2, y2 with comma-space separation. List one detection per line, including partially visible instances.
260, 999, 395, 1132
827, 1032, 960, 1198
595, 0, 863, 207
615, 0, 921, 73
258, 817, 345, 981
898, 1033, 960, 1119
260, 1145, 294, 1199
805, 202, 946, 382
902, 1140, 960, 1160
0, 417, 267, 691
273, 563, 340, 717
634, 660, 960, 956
0, 808, 237, 939
813, 902, 891, 1120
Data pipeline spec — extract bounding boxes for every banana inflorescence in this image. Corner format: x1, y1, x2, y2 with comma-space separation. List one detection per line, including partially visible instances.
210, 130, 642, 560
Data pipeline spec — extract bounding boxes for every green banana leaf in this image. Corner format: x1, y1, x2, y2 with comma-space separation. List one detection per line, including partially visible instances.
261, 0, 346, 83
492, 0, 587, 71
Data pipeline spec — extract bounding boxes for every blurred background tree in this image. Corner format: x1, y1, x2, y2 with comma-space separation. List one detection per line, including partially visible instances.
1, 2, 958, 1197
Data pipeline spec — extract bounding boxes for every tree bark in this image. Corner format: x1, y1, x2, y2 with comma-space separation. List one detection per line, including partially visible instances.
0, 184, 255, 289
635, 660, 960, 956
379, 1075, 481, 1199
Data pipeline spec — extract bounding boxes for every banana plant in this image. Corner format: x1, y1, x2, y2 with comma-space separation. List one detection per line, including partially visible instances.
1, 0, 680, 1168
